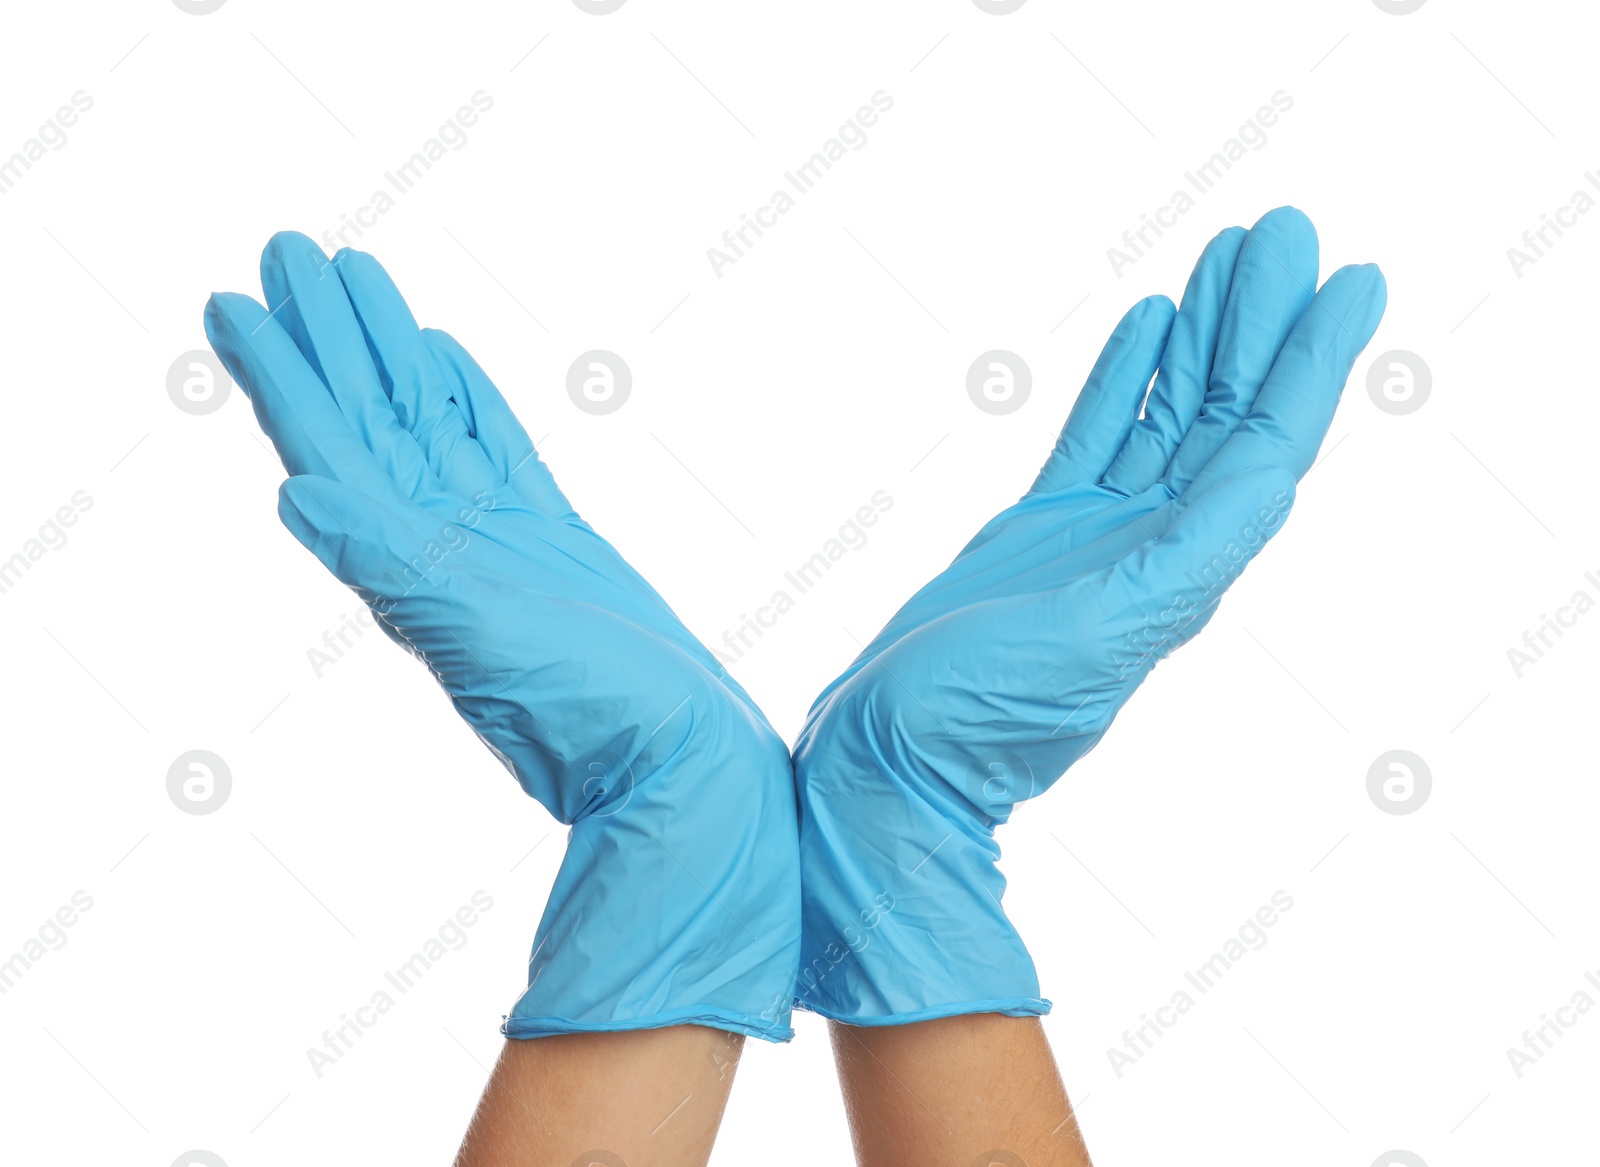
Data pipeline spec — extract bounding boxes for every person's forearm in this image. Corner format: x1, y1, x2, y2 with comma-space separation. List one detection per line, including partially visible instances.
455, 1026, 745, 1167
830, 1015, 1091, 1167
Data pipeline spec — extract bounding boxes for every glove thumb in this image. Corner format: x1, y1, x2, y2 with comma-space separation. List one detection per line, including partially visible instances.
278, 475, 429, 603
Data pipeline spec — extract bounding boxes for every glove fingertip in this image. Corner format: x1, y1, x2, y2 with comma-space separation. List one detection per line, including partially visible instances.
1138, 291, 1178, 322
330, 246, 380, 287
1355, 262, 1388, 336
260, 229, 326, 266
202, 292, 270, 397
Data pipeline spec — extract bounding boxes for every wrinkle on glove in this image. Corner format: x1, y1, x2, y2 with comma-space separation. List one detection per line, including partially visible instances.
206, 234, 800, 1041
793, 207, 1386, 1025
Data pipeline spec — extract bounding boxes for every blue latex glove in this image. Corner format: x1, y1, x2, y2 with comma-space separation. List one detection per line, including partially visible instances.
792, 207, 1386, 1024
204, 234, 800, 1041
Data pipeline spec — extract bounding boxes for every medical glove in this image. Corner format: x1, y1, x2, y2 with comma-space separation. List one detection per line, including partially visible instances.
792, 207, 1386, 1024
204, 234, 801, 1041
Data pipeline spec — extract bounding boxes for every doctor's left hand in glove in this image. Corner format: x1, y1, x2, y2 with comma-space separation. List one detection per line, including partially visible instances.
204, 233, 801, 1163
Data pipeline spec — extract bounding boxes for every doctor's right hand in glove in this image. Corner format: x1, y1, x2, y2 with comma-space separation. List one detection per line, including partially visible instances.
795, 207, 1386, 1166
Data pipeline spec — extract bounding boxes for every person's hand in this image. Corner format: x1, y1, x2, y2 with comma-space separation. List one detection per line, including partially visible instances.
791, 207, 1386, 1022
204, 235, 800, 1040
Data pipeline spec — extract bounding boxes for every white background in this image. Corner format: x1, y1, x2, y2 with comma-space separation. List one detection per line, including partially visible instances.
1, 0, 1595, 1163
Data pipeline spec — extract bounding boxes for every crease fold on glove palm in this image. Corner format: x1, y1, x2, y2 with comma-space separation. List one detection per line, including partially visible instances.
792, 207, 1387, 1025
203, 234, 800, 1041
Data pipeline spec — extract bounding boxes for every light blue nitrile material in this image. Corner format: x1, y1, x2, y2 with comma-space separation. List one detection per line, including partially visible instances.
203, 234, 800, 1041
792, 208, 1387, 1025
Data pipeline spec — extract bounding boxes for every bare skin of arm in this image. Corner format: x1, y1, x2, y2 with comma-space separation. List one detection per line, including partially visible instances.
830, 1014, 1092, 1167
454, 1026, 746, 1167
